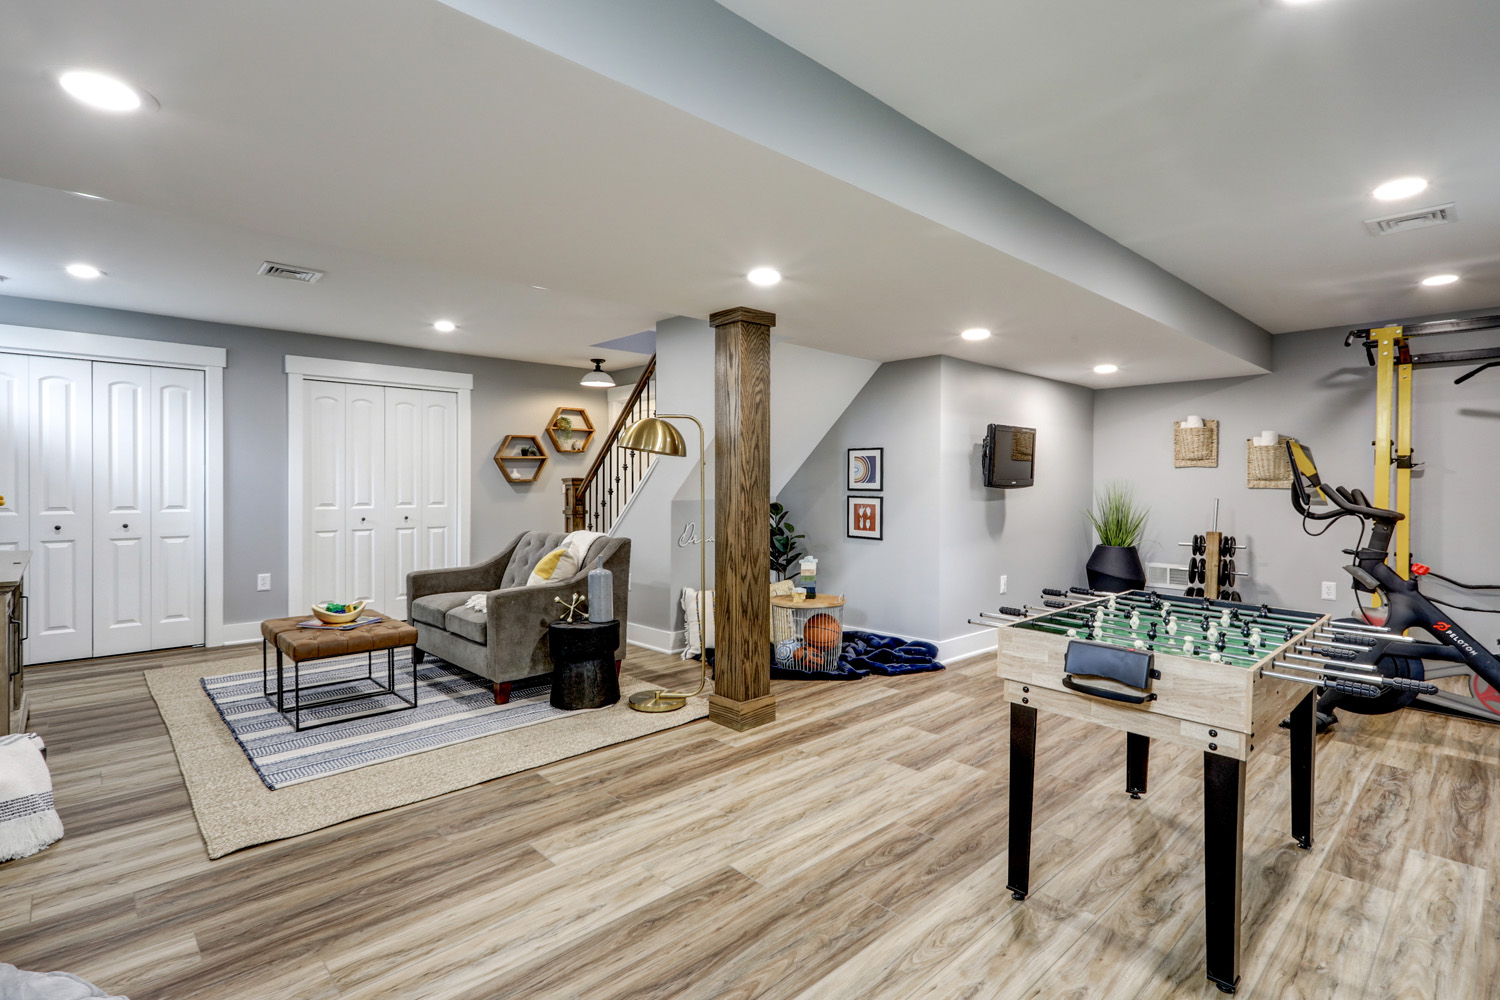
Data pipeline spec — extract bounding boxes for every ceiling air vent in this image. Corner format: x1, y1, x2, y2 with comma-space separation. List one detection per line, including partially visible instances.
1364, 203, 1457, 237
257, 261, 324, 283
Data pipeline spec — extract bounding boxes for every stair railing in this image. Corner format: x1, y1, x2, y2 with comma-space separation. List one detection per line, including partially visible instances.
564, 355, 656, 533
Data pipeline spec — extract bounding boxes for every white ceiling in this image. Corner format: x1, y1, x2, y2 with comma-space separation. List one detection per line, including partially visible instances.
0, 0, 1278, 386
718, 0, 1500, 333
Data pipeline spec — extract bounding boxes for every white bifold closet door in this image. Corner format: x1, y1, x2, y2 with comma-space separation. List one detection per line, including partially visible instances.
0, 353, 205, 664
303, 380, 458, 621
91, 364, 205, 657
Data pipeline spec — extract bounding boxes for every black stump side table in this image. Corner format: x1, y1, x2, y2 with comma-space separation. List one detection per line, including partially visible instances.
548, 619, 621, 710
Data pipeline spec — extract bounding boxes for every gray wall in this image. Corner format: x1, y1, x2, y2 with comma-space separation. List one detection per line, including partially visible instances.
1094, 316, 1500, 640
0, 295, 617, 625
937, 357, 1095, 642
775, 356, 1095, 645
774, 358, 942, 639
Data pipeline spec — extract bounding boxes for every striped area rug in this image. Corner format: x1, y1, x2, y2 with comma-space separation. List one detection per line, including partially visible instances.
202, 654, 600, 789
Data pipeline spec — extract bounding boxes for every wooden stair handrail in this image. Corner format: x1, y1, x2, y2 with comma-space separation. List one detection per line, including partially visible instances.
576, 354, 656, 496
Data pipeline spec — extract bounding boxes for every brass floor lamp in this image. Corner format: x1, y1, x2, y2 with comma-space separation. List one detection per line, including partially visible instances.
619, 413, 708, 713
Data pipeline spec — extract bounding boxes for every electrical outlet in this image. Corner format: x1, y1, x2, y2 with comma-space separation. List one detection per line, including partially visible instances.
999, 574, 1008, 594
1320, 581, 1337, 601
257, 573, 271, 592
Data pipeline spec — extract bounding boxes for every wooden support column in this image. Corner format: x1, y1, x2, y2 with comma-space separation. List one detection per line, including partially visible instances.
709, 306, 775, 731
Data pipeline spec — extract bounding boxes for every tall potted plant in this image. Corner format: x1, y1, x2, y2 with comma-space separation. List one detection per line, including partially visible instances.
1084, 482, 1149, 592
769, 502, 805, 581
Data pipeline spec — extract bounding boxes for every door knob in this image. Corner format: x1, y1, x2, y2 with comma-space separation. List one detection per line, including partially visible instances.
360, 516, 367, 522
404, 515, 409, 521
54, 525, 61, 532
122, 523, 129, 530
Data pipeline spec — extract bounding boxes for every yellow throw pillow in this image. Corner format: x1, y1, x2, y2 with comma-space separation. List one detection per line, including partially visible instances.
526, 546, 579, 587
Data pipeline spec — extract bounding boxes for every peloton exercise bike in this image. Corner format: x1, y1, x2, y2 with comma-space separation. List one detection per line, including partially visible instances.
1286, 439, 1500, 730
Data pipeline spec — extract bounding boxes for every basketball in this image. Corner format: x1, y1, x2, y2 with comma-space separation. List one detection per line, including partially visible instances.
803, 613, 841, 651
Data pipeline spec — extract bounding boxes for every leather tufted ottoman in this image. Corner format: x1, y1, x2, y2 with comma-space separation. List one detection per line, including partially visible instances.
259, 613, 419, 731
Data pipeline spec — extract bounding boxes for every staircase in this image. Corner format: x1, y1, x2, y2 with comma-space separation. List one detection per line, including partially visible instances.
564, 356, 657, 533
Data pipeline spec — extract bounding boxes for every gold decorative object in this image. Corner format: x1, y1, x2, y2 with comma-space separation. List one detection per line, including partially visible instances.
494, 434, 548, 483
553, 593, 586, 623
619, 413, 707, 713
546, 407, 596, 453
312, 599, 367, 624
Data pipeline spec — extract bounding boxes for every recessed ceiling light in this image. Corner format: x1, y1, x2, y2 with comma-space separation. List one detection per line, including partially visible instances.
1093, 363, 1119, 375
530, 285, 548, 290
1373, 176, 1428, 201
960, 328, 991, 342
58, 70, 144, 112
65, 263, 103, 279
747, 267, 781, 287
69, 191, 108, 201
433, 319, 457, 333
1420, 273, 1459, 287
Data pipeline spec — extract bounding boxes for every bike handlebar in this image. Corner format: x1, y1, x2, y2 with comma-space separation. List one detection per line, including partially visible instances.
1286, 441, 1404, 524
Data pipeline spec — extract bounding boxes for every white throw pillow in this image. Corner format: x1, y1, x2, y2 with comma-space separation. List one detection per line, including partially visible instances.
681, 587, 715, 659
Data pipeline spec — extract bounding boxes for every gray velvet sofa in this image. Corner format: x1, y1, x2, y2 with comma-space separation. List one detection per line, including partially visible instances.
407, 531, 630, 703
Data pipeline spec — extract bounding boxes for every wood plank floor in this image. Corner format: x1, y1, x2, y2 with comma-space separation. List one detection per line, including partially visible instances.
1, 644, 1495, 998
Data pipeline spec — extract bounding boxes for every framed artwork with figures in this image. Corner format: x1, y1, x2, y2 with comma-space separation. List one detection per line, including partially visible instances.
846, 447, 883, 491
846, 495, 883, 540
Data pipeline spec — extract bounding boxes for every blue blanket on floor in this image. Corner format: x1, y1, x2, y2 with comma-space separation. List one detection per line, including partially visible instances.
769, 629, 945, 680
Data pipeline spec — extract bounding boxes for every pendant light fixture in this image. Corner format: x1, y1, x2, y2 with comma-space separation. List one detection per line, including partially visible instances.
580, 359, 615, 388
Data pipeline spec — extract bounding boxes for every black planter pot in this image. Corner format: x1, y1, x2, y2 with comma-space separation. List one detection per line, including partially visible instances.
1086, 544, 1146, 593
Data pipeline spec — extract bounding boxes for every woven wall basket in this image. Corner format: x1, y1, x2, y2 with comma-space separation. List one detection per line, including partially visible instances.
1246, 436, 1293, 489
1174, 420, 1218, 468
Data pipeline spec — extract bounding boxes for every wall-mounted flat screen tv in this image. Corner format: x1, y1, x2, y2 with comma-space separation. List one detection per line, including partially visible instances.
981, 424, 1036, 488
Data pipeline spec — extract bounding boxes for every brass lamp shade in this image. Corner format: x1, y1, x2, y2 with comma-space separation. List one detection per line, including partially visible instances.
619, 416, 687, 457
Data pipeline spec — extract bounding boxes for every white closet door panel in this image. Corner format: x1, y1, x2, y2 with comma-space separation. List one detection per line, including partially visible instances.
92, 364, 152, 656
420, 390, 459, 571
27, 357, 92, 663
304, 381, 347, 607
150, 367, 205, 648
344, 384, 384, 608
383, 388, 423, 619
0, 354, 28, 553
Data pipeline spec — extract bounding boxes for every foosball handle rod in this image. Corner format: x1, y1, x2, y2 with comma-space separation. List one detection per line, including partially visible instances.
1263, 670, 1383, 699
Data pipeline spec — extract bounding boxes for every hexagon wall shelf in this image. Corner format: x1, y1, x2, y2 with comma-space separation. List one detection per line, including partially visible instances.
546, 407, 595, 454
494, 434, 548, 483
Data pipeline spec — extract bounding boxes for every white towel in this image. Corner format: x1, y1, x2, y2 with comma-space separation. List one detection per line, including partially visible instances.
463, 594, 487, 613
0, 734, 64, 862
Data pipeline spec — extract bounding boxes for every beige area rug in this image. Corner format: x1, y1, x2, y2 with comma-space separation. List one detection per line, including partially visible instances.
146, 654, 708, 859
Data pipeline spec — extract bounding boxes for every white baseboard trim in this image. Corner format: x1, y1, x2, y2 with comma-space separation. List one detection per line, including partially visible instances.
626, 622, 684, 655
220, 621, 263, 646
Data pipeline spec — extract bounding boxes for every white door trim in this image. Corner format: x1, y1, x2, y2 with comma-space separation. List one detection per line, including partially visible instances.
286, 357, 471, 615
0, 324, 226, 647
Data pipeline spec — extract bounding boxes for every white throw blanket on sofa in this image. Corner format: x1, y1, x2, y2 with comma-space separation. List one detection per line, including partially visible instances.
0, 734, 64, 862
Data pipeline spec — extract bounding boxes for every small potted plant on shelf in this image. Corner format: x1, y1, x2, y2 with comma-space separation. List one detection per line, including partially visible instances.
555, 415, 575, 450
1084, 482, 1149, 592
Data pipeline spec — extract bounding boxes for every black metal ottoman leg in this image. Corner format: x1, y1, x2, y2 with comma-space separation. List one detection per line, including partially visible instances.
1290, 691, 1315, 849
1204, 751, 1245, 994
1127, 732, 1150, 799
276, 647, 285, 713
1007, 702, 1038, 901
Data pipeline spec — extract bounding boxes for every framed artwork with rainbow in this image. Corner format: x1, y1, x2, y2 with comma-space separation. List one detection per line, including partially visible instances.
846, 447, 883, 491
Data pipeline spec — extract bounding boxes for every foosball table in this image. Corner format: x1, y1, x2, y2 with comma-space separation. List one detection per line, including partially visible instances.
988, 589, 1344, 994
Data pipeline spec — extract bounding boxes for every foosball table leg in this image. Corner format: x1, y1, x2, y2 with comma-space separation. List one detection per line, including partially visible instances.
1290, 691, 1316, 850
1126, 732, 1150, 799
1007, 703, 1038, 901
1203, 751, 1245, 994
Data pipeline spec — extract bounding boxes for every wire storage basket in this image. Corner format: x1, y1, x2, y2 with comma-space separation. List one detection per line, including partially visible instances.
771, 595, 845, 672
